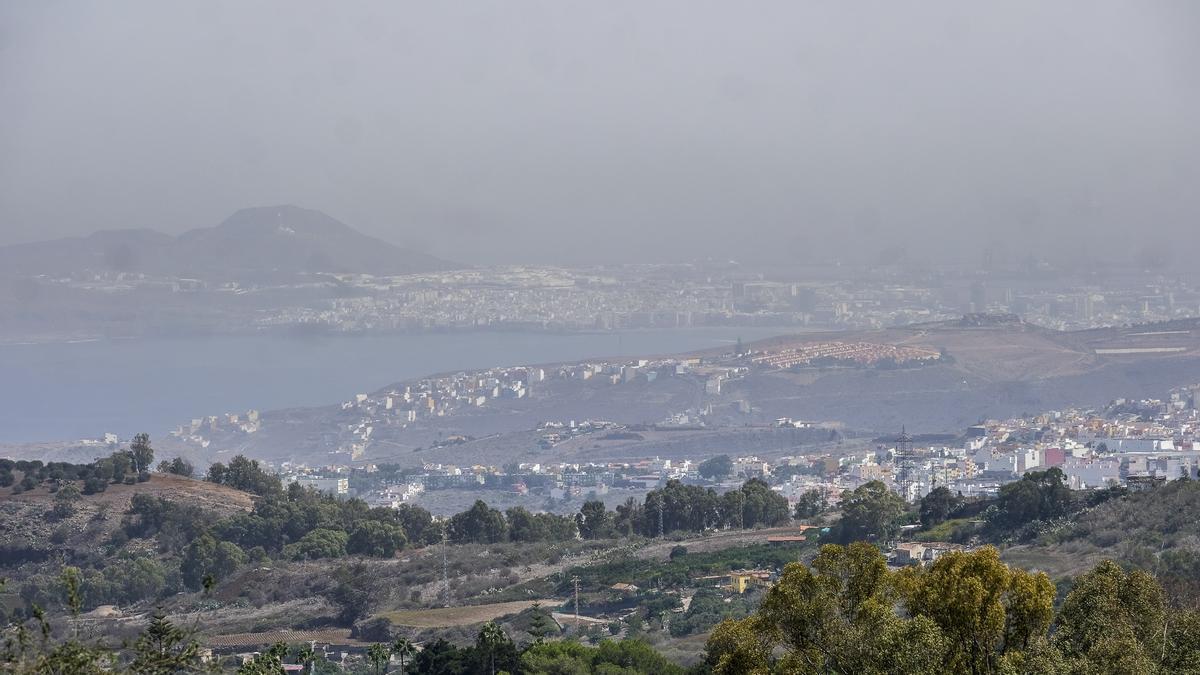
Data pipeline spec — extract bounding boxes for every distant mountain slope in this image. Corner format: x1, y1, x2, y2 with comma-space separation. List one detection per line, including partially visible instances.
0, 228, 176, 278
0, 205, 459, 280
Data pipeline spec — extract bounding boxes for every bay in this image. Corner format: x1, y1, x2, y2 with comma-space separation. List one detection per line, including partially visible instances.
0, 327, 790, 442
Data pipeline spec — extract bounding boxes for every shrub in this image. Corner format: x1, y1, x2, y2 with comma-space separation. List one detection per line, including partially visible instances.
284, 529, 349, 561
83, 477, 107, 495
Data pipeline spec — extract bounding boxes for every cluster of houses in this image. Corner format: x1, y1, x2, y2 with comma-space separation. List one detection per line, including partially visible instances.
169, 409, 261, 447
251, 381, 1200, 527
749, 340, 941, 369
774, 384, 1200, 505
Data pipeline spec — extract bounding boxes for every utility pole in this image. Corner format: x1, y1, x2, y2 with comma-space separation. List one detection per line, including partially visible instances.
572, 575, 581, 631
739, 491, 745, 530
441, 529, 450, 608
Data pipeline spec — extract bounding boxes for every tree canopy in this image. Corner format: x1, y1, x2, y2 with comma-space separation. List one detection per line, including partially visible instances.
918, 486, 963, 528
990, 467, 1074, 530
832, 480, 906, 544
707, 543, 1200, 675
698, 454, 734, 480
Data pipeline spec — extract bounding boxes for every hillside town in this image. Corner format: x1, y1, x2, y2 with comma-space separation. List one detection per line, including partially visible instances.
251, 382, 1200, 524
165, 335, 956, 463
167, 352, 751, 457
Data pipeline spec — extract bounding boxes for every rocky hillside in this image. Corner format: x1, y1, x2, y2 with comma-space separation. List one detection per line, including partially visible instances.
0, 473, 252, 559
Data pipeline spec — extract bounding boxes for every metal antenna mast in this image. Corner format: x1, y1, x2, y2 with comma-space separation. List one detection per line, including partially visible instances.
441, 529, 450, 607
571, 575, 581, 630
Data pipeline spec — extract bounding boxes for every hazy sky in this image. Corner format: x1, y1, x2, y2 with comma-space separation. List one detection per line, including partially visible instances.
1, 1, 1197, 266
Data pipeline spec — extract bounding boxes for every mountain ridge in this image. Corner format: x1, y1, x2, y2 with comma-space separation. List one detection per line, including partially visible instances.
0, 205, 460, 280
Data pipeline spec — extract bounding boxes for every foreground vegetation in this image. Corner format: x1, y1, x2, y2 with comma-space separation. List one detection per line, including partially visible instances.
706, 543, 1200, 674
7, 542, 1200, 674
2, 442, 790, 623
10, 439, 1200, 673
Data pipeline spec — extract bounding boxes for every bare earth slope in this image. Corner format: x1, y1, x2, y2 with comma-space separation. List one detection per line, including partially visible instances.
713, 317, 1200, 430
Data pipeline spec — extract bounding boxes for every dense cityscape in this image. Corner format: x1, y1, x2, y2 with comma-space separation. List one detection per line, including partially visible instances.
9, 262, 1200, 343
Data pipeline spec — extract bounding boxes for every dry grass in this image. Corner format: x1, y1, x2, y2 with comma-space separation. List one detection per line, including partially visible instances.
205, 628, 364, 648
376, 600, 543, 628
0, 472, 254, 516
1000, 543, 1107, 579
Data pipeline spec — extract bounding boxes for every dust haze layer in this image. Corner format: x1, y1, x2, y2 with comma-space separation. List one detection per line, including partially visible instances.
1, 1, 1198, 267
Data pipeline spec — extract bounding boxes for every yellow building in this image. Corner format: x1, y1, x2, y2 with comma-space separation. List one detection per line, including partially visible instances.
729, 570, 771, 594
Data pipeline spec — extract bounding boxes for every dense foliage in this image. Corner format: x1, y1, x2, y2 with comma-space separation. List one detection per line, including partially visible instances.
792, 488, 826, 519
989, 467, 1075, 530
618, 478, 791, 537
521, 638, 686, 674
1, 438, 157, 496
704, 542, 1200, 674
830, 480, 906, 544
697, 454, 733, 480
156, 456, 194, 478
917, 485, 963, 528
205, 455, 284, 496
1049, 477, 1200, 601
905, 467, 1131, 546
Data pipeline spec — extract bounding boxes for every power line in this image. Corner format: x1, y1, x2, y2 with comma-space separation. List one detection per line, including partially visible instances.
571, 575, 581, 631
738, 491, 745, 530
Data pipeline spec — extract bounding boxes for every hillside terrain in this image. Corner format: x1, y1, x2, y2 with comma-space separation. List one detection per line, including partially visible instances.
7, 443, 1200, 672
1002, 478, 1200, 595
0, 473, 253, 564
0, 450, 810, 671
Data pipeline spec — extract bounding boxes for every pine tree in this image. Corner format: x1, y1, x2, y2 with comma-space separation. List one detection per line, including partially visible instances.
527, 602, 552, 641
128, 609, 202, 674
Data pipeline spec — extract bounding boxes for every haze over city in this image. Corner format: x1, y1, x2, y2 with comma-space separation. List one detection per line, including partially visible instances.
3, 1, 1198, 266
7, 4, 1200, 673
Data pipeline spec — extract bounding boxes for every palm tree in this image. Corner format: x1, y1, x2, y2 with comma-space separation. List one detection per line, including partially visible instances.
390, 637, 415, 674
296, 642, 316, 675
366, 642, 391, 675
477, 622, 506, 675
